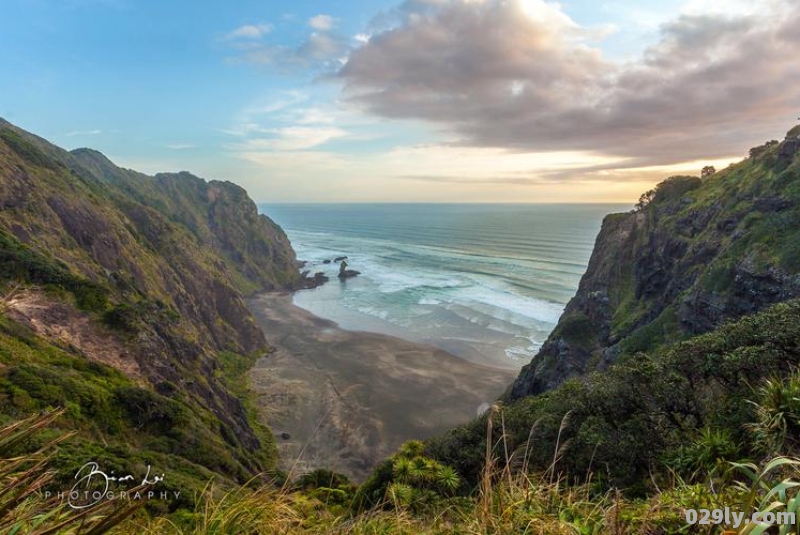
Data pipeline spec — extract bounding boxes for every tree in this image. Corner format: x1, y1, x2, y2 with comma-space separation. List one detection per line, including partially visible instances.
701, 165, 716, 179
634, 189, 655, 211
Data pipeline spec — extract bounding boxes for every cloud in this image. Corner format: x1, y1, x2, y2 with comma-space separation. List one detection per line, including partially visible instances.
309, 14, 335, 31
66, 129, 101, 137
224, 23, 273, 41
294, 108, 338, 125
228, 141, 654, 202
230, 126, 348, 151
165, 143, 195, 150
246, 91, 309, 116
230, 32, 348, 71
338, 0, 800, 166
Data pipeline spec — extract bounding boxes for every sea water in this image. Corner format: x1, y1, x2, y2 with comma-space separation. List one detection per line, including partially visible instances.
260, 203, 627, 369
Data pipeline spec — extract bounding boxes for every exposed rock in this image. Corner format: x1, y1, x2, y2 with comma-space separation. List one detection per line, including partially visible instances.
299, 271, 330, 289
334, 256, 348, 263
778, 136, 800, 166
338, 259, 360, 280
754, 195, 794, 213
509, 164, 800, 400
5, 290, 143, 380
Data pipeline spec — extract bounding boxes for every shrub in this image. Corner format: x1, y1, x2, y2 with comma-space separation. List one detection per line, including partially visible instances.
114, 386, 187, 434
652, 175, 702, 204
746, 371, 800, 456
554, 312, 596, 348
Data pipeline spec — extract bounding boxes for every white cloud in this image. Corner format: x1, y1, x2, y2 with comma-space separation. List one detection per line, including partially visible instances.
248, 91, 309, 115
165, 143, 195, 150
230, 142, 657, 202
294, 108, 337, 125
224, 23, 272, 41
339, 0, 799, 165
231, 126, 348, 151
228, 31, 348, 71
65, 129, 101, 137
680, 0, 764, 17
309, 14, 335, 31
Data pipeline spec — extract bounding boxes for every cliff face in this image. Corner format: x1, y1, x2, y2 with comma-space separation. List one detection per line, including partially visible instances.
0, 118, 301, 483
510, 127, 800, 399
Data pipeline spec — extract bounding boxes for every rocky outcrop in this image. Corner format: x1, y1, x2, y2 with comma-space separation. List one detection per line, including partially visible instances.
299, 271, 330, 288
510, 129, 800, 400
338, 259, 360, 279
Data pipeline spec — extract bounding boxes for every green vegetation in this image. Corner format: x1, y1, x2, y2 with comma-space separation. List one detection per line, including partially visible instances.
8, 410, 800, 533
355, 440, 462, 512
530, 128, 800, 402
0, 118, 310, 498
430, 300, 800, 493
0, 410, 145, 534
0, 229, 109, 312
0, 313, 263, 495
3, 120, 800, 532
552, 312, 596, 349
0, 128, 59, 170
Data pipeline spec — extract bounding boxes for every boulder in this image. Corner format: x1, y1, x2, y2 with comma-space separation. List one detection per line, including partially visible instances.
338, 269, 361, 280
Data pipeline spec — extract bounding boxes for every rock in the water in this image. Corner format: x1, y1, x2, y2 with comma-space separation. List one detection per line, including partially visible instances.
338, 259, 359, 279
323, 259, 332, 264
299, 271, 329, 289
334, 256, 348, 263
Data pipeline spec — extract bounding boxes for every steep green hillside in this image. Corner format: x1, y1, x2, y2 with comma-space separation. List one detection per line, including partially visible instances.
0, 118, 302, 492
511, 126, 800, 398
426, 126, 800, 492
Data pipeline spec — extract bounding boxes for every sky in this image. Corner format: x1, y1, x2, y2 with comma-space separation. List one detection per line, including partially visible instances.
0, 0, 798, 203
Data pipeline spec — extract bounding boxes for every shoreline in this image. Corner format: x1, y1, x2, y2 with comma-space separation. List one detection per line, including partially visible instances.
246, 291, 518, 482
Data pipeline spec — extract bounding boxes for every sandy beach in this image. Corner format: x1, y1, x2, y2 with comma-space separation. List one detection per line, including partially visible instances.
247, 292, 518, 481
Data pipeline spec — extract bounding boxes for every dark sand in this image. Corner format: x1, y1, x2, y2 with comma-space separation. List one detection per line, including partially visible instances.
247, 292, 517, 481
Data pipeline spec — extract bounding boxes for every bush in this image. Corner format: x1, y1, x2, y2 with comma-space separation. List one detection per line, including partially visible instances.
427, 300, 800, 493
652, 175, 702, 204
554, 312, 596, 348
746, 371, 800, 456
355, 440, 461, 512
113, 386, 187, 434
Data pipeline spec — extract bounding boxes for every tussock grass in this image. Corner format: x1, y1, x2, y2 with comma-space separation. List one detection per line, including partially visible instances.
5, 406, 800, 534
0, 409, 145, 535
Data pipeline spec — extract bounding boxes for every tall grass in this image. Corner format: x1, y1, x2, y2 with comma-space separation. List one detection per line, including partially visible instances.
5, 407, 800, 534
0, 409, 144, 535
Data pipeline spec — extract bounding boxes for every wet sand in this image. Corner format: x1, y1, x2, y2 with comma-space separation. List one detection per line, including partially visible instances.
247, 292, 517, 481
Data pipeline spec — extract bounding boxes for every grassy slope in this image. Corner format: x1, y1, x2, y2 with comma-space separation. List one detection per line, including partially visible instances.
0, 119, 302, 499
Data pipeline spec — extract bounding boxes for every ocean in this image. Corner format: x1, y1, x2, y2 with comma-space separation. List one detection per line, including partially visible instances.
260, 203, 628, 369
